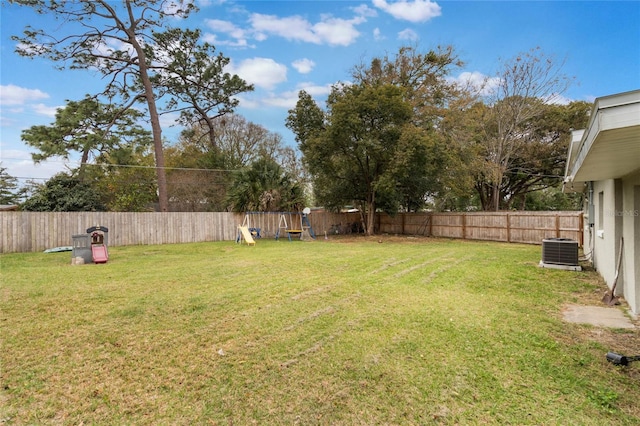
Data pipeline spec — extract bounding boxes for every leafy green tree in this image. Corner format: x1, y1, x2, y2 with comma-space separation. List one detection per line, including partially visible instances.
20, 173, 105, 212
11, 0, 197, 211
288, 83, 443, 234
0, 166, 24, 205
285, 91, 326, 153
91, 144, 158, 212
524, 186, 583, 211
21, 96, 151, 180
349, 45, 463, 214
226, 158, 305, 212
385, 124, 447, 212
433, 94, 486, 211
351, 45, 464, 127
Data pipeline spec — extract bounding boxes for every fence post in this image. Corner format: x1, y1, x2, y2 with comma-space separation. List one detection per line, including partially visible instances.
461, 213, 466, 240
506, 213, 511, 243
555, 214, 560, 238
579, 213, 584, 247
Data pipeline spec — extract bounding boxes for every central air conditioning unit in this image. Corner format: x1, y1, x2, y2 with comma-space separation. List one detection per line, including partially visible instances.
539, 238, 581, 271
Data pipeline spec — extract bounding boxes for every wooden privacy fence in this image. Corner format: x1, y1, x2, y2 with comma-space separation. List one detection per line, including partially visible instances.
0, 212, 239, 254
1, 210, 583, 253
377, 211, 584, 246
0, 211, 363, 253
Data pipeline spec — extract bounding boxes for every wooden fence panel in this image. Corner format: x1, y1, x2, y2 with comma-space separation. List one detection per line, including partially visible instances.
376, 211, 583, 246
464, 213, 507, 242
430, 213, 464, 239
0, 212, 240, 253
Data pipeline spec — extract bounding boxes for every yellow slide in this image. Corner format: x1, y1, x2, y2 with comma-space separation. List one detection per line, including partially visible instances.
238, 226, 256, 246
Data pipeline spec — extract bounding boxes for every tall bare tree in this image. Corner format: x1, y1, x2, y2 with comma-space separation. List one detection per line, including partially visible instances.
11, 0, 196, 211
477, 47, 573, 210
149, 28, 254, 151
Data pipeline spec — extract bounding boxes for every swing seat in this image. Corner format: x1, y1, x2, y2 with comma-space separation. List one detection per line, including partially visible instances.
286, 229, 303, 240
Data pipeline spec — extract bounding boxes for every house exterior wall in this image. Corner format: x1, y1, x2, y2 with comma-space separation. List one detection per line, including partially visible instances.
566, 91, 640, 316
591, 179, 621, 287
622, 170, 640, 314
589, 173, 640, 315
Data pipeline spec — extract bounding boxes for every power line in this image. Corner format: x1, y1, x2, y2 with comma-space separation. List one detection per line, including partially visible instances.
1, 157, 240, 173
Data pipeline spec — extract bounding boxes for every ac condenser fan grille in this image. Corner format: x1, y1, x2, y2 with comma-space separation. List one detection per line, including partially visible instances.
542, 238, 579, 266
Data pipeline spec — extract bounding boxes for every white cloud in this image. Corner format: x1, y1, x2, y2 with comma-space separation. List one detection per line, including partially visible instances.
201, 32, 219, 44
292, 58, 316, 74
202, 32, 250, 48
31, 103, 59, 118
159, 111, 182, 128
234, 94, 260, 109
373, 28, 385, 41
249, 13, 363, 46
352, 4, 378, 18
15, 41, 49, 56
205, 19, 244, 37
544, 93, 572, 105
206, 7, 372, 48
373, 0, 441, 23
250, 14, 316, 43
162, 0, 195, 17
90, 38, 137, 68
227, 57, 287, 90
0, 84, 49, 107
262, 94, 299, 109
296, 82, 334, 98
203, 18, 251, 47
0, 115, 16, 128
260, 83, 333, 109
449, 71, 501, 97
398, 28, 419, 41
237, 82, 333, 110
1, 149, 71, 182
313, 17, 363, 46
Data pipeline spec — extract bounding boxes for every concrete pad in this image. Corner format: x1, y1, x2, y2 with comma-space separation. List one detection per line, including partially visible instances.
563, 304, 635, 329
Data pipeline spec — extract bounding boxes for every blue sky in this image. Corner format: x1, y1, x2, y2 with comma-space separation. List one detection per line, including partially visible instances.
1, 0, 639, 185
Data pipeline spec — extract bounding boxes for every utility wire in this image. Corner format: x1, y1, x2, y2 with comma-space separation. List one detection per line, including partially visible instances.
1, 157, 240, 173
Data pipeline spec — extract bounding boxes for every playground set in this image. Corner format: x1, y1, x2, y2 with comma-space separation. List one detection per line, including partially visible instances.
236, 209, 316, 245
72, 225, 109, 264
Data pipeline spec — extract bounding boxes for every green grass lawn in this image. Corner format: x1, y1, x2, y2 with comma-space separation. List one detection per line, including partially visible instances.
1, 236, 638, 425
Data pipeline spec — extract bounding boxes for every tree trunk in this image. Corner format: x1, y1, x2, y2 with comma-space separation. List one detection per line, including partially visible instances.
127, 31, 168, 212
147, 96, 169, 212
78, 148, 90, 182
493, 182, 500, 211
366, 192, 376, 236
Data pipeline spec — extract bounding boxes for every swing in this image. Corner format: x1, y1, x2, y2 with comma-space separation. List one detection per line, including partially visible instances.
236, 213, 263, 244
276, 213, 302, 241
